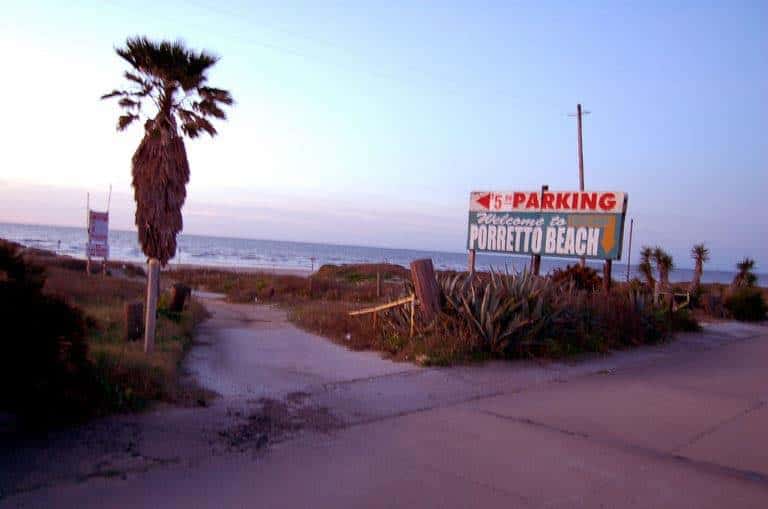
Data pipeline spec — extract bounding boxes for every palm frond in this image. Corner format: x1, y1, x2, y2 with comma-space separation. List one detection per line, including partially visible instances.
117, 114, 139, 131
101, 89, 128, 100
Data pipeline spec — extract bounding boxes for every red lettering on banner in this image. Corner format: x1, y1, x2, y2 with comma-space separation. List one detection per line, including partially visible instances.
513, 192, 526, 208
555, 192, 570, 209
599, 193, 616, 211
581, 193, 597, 210
542, 193, 554, 210
525, 193, 539, 209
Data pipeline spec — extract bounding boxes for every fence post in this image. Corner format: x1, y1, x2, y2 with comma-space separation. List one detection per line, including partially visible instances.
410, 258, 440, 321
409, 296, 415, 337
124, 301, 144, 341
467, 249, 476, 276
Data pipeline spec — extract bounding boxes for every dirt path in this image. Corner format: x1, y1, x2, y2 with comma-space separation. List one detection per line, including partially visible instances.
2, 296, 767, 507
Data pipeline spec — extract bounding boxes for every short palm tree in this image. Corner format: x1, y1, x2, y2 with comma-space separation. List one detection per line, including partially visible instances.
689, 243, 709, 295
103, 36, 232, 350
652, 247, 673, 303
639, 246, 655, 292
733, 257, 757, 288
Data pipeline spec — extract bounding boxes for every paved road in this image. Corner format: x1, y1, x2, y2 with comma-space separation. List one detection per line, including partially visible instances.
2, 296, 767, 507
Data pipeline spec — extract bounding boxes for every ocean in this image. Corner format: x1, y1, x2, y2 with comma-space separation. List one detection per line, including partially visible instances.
0, 222, 758, 285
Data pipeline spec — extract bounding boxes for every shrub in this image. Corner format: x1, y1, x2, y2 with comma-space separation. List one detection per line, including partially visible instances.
669, 308, 702, 332
725, 288, 767, 321
435, 270, 668, 359
0, 242, 100, 425
551, 264, 602, 291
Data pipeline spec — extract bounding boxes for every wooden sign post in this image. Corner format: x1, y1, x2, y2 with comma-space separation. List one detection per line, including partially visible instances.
467, 249, 476, 276
530, 184, 548, 276
603, 259, 612, 292
410, 258, 440, 321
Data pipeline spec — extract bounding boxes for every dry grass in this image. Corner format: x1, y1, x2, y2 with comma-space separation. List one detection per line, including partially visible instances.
287, 300, 481, 366
88, 299, 210, 407
24, 249, 210, 411
166, 264, 408, 304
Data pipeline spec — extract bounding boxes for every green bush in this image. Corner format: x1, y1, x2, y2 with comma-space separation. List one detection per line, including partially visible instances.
435, 270, 668, 359
669, 308, 702, 332
0, 241, 101, 426
551, 264, 602, 291
725, 288, 767, 321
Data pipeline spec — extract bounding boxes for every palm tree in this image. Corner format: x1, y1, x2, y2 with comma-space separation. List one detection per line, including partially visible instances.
652, 247, 673, 304
639, 246, 655, 292
733, 257, 757, 288
689, 243, 709, 296
103, 37, 232, 351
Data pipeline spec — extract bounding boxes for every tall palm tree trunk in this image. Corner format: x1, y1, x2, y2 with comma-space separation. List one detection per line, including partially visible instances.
132, 122, 190, 352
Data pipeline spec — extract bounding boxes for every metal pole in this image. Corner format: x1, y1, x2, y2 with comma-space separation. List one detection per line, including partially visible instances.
577, 103, 585, 191
577, 104, 586, 268
86, 193, 91, 276
626, 218, 634, 282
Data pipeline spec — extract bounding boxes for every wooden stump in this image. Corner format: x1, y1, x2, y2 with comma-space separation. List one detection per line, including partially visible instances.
169, 283, 191, 312
410, 258, 440, 321
125, 301, 144, 341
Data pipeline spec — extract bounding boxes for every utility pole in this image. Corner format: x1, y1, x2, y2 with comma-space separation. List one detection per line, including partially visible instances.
625, 218, 634, 282
569, 103, 590, 267
576, 103, 587, 191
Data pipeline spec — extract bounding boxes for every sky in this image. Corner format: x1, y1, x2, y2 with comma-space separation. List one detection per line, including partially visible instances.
0, 0, 766, 270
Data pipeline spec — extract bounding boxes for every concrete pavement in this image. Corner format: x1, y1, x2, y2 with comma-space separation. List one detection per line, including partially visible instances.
2, 297, 767, 507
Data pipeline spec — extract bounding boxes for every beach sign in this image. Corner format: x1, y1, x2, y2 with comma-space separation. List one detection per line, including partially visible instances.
467, 191, 628, 260
87, 210, 109, 258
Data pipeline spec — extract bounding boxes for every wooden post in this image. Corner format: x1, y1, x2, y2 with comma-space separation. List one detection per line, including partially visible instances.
410, 259, 440, 321
531, 255, 541, 276
144, 258, 160, 353
573, 103, 590, 268
373, 311, 377, 329
603, 259, 612, 292
376, 271, 382, 298
531, 184, 548, 276
169, 283, 191, 312
409, 297, 415, 337
467, 249, 476, 276
124, 301, 144, 341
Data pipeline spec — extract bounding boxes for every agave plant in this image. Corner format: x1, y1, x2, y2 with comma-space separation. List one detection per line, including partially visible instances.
438, 269, 560, 353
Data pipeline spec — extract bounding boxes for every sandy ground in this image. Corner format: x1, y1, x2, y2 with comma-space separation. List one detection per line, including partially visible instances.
1, 295, 767, 508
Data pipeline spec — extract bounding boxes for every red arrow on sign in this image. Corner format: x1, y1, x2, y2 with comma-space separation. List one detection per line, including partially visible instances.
476, 193, 491, 210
